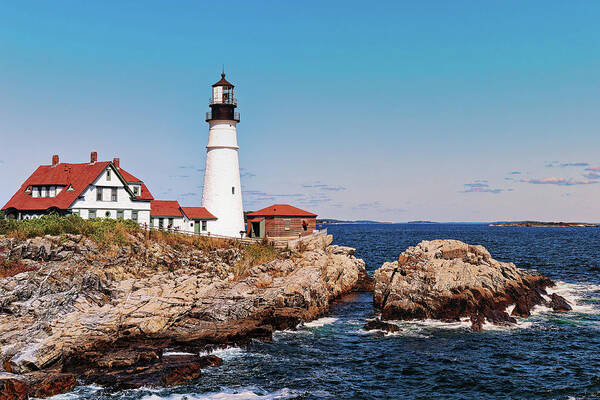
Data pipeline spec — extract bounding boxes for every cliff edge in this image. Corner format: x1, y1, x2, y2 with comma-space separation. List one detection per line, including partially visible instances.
0, 230, 370, 398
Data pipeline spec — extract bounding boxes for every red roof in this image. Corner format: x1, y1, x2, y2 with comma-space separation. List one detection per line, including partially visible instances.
246, 204, 317, 218
150, 200, 183, 217
116, 167, 154, 200
2, 162, 110, 211
137, 183, 154, 201
181, 207, 216, 220
117, 168, 142, 183
2, 160, 154, 212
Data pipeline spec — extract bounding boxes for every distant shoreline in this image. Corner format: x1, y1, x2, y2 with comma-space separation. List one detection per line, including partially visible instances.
490, 222, 599, 227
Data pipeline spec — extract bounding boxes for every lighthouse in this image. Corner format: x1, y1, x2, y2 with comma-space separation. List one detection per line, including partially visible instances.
201, 73, 245, 237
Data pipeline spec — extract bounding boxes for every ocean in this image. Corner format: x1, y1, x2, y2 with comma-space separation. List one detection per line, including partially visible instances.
48, 223, 600, 399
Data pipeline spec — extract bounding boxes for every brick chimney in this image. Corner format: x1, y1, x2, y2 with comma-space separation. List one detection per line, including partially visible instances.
112, 157, 120, 168
52, 154, 59, 166
90, 151, 97, 164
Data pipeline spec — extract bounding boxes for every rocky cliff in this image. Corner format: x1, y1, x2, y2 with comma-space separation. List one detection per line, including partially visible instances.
373, 240, 571, 331
0, 232, 370, 398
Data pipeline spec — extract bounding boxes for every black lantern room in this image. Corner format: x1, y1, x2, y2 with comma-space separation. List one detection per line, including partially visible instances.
207, 73, 240, 122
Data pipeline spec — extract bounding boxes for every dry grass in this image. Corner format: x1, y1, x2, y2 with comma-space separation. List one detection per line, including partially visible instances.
232, 242, 281, 279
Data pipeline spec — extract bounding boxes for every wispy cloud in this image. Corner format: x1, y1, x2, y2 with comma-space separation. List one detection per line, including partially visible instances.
585, 166, 600, 172
169, 174, 191, 179
521, 177, 598, 186
240, 168, 256, 178
583, 172, 600, 180
546, 161, 590, 168
461, 182, 503, 194
178, 192, 198, 197
302, 182, 346, 192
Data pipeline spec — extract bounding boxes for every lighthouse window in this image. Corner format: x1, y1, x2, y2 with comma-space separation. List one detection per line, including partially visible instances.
232, 186, 235, 195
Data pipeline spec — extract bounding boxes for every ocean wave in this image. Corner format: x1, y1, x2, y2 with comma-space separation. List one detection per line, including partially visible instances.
545, 281, 600, 315
198, 346, 246, 360
162, 351, 197, 356
301, 317, 339, 328
140, 387, 297, 400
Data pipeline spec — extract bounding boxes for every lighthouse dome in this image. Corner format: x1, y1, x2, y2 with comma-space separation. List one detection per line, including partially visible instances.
212, 73, 234, 88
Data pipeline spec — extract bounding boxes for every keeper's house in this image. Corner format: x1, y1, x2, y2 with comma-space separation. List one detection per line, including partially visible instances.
246, 204, 317, 238
1, 152, 216, 235
2, 152, 153, 223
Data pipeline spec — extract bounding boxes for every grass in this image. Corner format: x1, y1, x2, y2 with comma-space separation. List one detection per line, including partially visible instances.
0, 215, 285, 277
0, 214, 140, 246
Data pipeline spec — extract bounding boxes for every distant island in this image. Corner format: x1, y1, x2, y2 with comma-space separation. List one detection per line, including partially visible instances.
317, 219, 391, 225
490, 221, 599, 227
407, 221, 439, 224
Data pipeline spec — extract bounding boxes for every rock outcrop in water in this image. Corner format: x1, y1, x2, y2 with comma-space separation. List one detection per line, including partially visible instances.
0, 232, 370, 398
373, 239, 571, 331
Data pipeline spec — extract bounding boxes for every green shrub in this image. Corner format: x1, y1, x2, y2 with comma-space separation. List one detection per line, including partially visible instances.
0, 214, 139, 245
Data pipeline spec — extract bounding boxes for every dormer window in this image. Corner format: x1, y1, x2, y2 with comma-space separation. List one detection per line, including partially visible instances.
133, 186, 140, 196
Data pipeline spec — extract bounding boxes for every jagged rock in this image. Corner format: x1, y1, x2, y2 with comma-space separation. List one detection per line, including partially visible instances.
373, 240, 565, 331
0, 373, 28, 400
0, 232, 368, 396
550, 293, 572, 312
363, 319, 400, 333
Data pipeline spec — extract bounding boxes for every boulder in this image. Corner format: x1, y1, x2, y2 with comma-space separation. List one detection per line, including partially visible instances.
363, 319, 400, 333
373, 240, 569, 331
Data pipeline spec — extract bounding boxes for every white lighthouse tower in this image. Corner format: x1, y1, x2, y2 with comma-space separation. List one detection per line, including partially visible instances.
201, 73, 245, 237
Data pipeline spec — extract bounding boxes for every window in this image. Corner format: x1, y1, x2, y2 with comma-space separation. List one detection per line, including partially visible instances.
106, 169, 111, 181
116, 210, 124, 219
159, 218, 164, 229
133, 186, 139, 196
96, 187, 103, 201
168, 218, 174, 227
49, 186, 56, 197
150, 217, 154, 227
202, 220, 207, 231
232, 186, 235, 195
111, 188, 117, 202
132, 211, 138, 221
41, 187, 47, 198
105, 211, 111, 218
284, 219, 291, 231
36, 187, 42, 198
89, 210, 96, 219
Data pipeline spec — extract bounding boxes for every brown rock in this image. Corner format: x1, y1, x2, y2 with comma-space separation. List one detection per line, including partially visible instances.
0, 232, 368, 394
364, 319, 400, 333
0, 373, 28, 400
374, 240, 560, 331
550, 293, 572, 312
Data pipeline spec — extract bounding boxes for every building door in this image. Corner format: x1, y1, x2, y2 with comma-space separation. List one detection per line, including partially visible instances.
252, 221, 261, 238
194, 220, 200, 234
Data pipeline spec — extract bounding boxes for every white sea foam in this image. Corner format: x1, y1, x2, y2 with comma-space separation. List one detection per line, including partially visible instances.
199, 346, 245, 360
302, 317, 339, 328
140, 387, 297, 400
162, 351, 196, 356
545, 281, 600, 315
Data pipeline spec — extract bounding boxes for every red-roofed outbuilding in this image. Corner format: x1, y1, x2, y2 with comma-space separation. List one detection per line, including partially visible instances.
246, 204, 317, 238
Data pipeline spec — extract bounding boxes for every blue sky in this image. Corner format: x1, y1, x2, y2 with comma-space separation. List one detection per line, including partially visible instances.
1, 1, 599, 222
